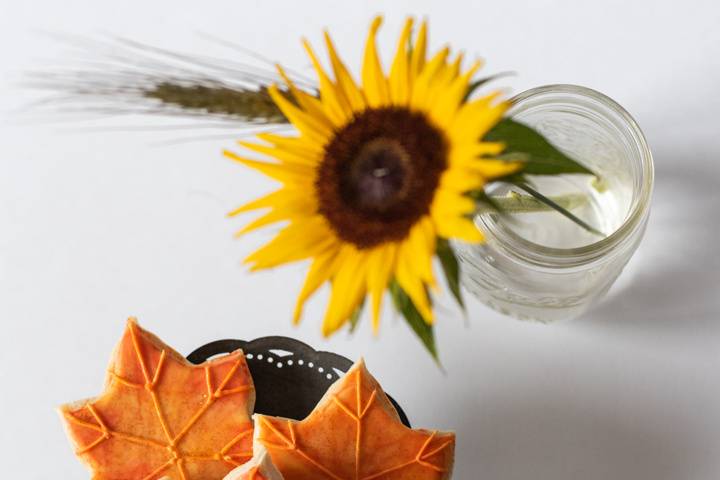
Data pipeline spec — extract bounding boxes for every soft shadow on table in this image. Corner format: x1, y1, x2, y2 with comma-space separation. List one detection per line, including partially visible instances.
585, 151, 720, 331
452, 390, 712, 480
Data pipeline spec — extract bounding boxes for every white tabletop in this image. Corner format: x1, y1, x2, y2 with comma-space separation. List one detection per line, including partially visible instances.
1, 1, 719, 478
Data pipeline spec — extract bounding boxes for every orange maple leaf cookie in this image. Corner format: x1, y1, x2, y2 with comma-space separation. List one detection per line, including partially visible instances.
228, 360, 455, 480
59, 318, 256, 480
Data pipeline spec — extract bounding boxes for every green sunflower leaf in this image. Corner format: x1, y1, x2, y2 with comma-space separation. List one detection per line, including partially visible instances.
389, 281, 439, 363
436, 238, 465, 311
485, 118, 596, 177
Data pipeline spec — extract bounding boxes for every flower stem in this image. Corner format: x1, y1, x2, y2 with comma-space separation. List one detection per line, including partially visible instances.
490, 191, 589, 214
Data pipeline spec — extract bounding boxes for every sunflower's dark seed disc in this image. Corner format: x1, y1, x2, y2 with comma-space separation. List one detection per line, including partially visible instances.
187, 336, 411, 428
317, 107, 447, 249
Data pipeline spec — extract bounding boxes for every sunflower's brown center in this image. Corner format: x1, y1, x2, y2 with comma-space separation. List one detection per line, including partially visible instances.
345, 138, 412, 212
317, 107, 448, 249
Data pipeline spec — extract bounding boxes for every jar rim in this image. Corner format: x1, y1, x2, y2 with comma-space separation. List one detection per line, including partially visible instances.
482, 84, 654, 266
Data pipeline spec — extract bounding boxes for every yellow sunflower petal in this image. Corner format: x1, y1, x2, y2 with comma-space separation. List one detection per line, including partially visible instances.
293, 245, 341, 324
449, 141, 505, 166
467, 157, 523, 179
428, 61, 481, 127
268, 85, 332, 146
409, 47, 450, 111
420, 52, 464, 113
403, 217, 436, 286
410, 19, 428, 80
443, 218, 484, 243
439, 167, 484, 193
366, 244, 397, 334
224, 150, 314, 185
389, 17, 414, 106
275, 64, 331, 127
255, 132, 323, 158
432, 208, 484, 243
228, 189, 292, 216
234, 194, 316, 237
447, 53, 463, 80
234, 210, 298, 237
449, 92, 509, 142
244, 216, 336, 270
362, 16, 390, 107
302, 39, 352, 125
395, 254, 433, 324
238, 140, 319, 167
322, 246, 369, 336
432, 189, 477, 216
323, 30, 366, 112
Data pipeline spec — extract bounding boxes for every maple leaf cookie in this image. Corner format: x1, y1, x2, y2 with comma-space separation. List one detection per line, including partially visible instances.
227, 359, 455, 480
59, 318, 256, 479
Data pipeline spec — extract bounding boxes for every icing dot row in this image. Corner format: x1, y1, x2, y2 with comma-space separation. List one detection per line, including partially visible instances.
244, 353, 337, 380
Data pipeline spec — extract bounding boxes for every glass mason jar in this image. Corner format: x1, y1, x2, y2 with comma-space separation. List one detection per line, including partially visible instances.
454, 84, 654, 322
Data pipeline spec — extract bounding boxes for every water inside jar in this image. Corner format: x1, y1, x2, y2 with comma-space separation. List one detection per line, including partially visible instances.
481, 172, 631, 249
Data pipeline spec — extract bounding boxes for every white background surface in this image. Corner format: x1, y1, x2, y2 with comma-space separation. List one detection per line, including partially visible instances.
1, 1, 719, 478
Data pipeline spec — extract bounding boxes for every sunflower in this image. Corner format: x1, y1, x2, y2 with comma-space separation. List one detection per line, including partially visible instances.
224, 16, 519, 338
